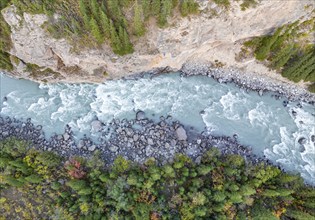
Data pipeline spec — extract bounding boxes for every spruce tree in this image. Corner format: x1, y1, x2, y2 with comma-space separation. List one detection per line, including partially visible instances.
133, 1, 145, 36
151, 0, 161, 16
99, 10, 111, 39
90, 0, 99, 18
255, 27, 283, 61
159, 0, 172, 26
109, 21, 122, 54
142, 0, 151, 19
180, 0, 189, 16
90, 17, 103, 44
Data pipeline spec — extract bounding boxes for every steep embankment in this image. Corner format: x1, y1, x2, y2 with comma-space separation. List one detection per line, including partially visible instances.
1, 0, 314, 84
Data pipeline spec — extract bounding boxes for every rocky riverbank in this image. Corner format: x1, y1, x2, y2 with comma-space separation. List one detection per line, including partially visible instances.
180, 63, 315, 104
0, 111, 270, 166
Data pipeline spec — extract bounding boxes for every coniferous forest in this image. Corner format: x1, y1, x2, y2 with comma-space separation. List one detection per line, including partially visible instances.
242, 18, 315, 92
0, 138, 314, 219
1, 1, 315, 218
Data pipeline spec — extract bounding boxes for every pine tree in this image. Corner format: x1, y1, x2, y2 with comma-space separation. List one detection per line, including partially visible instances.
285, 209, 315, 220
79, 0, 87, 15
273, 48, 297, 70
25, 174, 42, 184
133, 1, 145, 36
90, 17, 103, 44
78, 187, 93, 195
159, 0, 172, 26
36, 151, 61, 168
151, 0, 161, 16
180, 0, 189, 16
255, 27, 283, 61
99, 10, 110, 39
90, 0, 99, 18
0, 51, 13, 71
79, 0, 90, 30
282, 51, 313, 78
67, 179, 88, 191
118, 26, 133, 54
110, 21, 122, 54
142, 0, 151, 19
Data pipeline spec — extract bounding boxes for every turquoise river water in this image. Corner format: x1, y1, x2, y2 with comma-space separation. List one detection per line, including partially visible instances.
0, 72, 314, 184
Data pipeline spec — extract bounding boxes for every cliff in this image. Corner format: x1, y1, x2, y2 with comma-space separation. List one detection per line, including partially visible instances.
1, 0, 314, 84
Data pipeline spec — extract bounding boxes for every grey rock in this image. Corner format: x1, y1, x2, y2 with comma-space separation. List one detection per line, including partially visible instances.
116, 127, 122, 133
2, 131, 8, 136
88, 145, 96, 151
175, 126, 187, 141
299, 145, 305, 152
292, 110, 297, 117
298, 137, 307, 145
136, 111, 146, 120
133, 134, 139, 142
91, 120, 102, 132
146, 146, 152, 157
128, 138, 134, 143
140, 135, 146, 142
147, 138, 154, 145
77, 140, 84, 149
63, 133, 70, 141
195, 156, 202, 164
311, 135, 315, 143
126, 128, 133, 136
170, 139, 177, 146
109, 145, 118, 153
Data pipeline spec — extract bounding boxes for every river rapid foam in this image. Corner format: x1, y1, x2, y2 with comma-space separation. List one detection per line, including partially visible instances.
1, 72, 315, 184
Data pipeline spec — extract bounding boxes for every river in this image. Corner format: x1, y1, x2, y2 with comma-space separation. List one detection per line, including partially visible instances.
0, 72, 314, 184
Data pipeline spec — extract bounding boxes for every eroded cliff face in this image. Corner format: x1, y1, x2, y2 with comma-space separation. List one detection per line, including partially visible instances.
1, 0, 314, 83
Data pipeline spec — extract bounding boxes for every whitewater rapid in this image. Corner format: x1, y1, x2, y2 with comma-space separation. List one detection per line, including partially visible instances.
1, 73, 314, 184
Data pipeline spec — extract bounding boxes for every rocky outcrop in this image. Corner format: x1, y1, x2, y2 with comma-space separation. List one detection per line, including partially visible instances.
1, 0, 314, 83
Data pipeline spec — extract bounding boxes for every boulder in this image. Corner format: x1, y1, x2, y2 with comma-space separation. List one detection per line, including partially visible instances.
175, 126, 187, 141
88, 145, 96, 151
136, 111, 145, 120
133, 134, 139, 141
63, 133, 70, 141
91, 120, 102, 132
109, 145, 118, 153
77, 140, 84, 149
298, 137, 307, 145
147, 138, 154, 145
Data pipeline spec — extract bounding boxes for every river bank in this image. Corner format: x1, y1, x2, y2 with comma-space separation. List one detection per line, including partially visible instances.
180, 64, 315, 103
0, 112, 266, 166
1, 69, 315, 185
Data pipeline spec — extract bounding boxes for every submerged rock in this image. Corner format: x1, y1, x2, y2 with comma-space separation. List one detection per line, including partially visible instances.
298, 137, 307, 145
91, 120, 102, 132
136, 111, 146, 120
